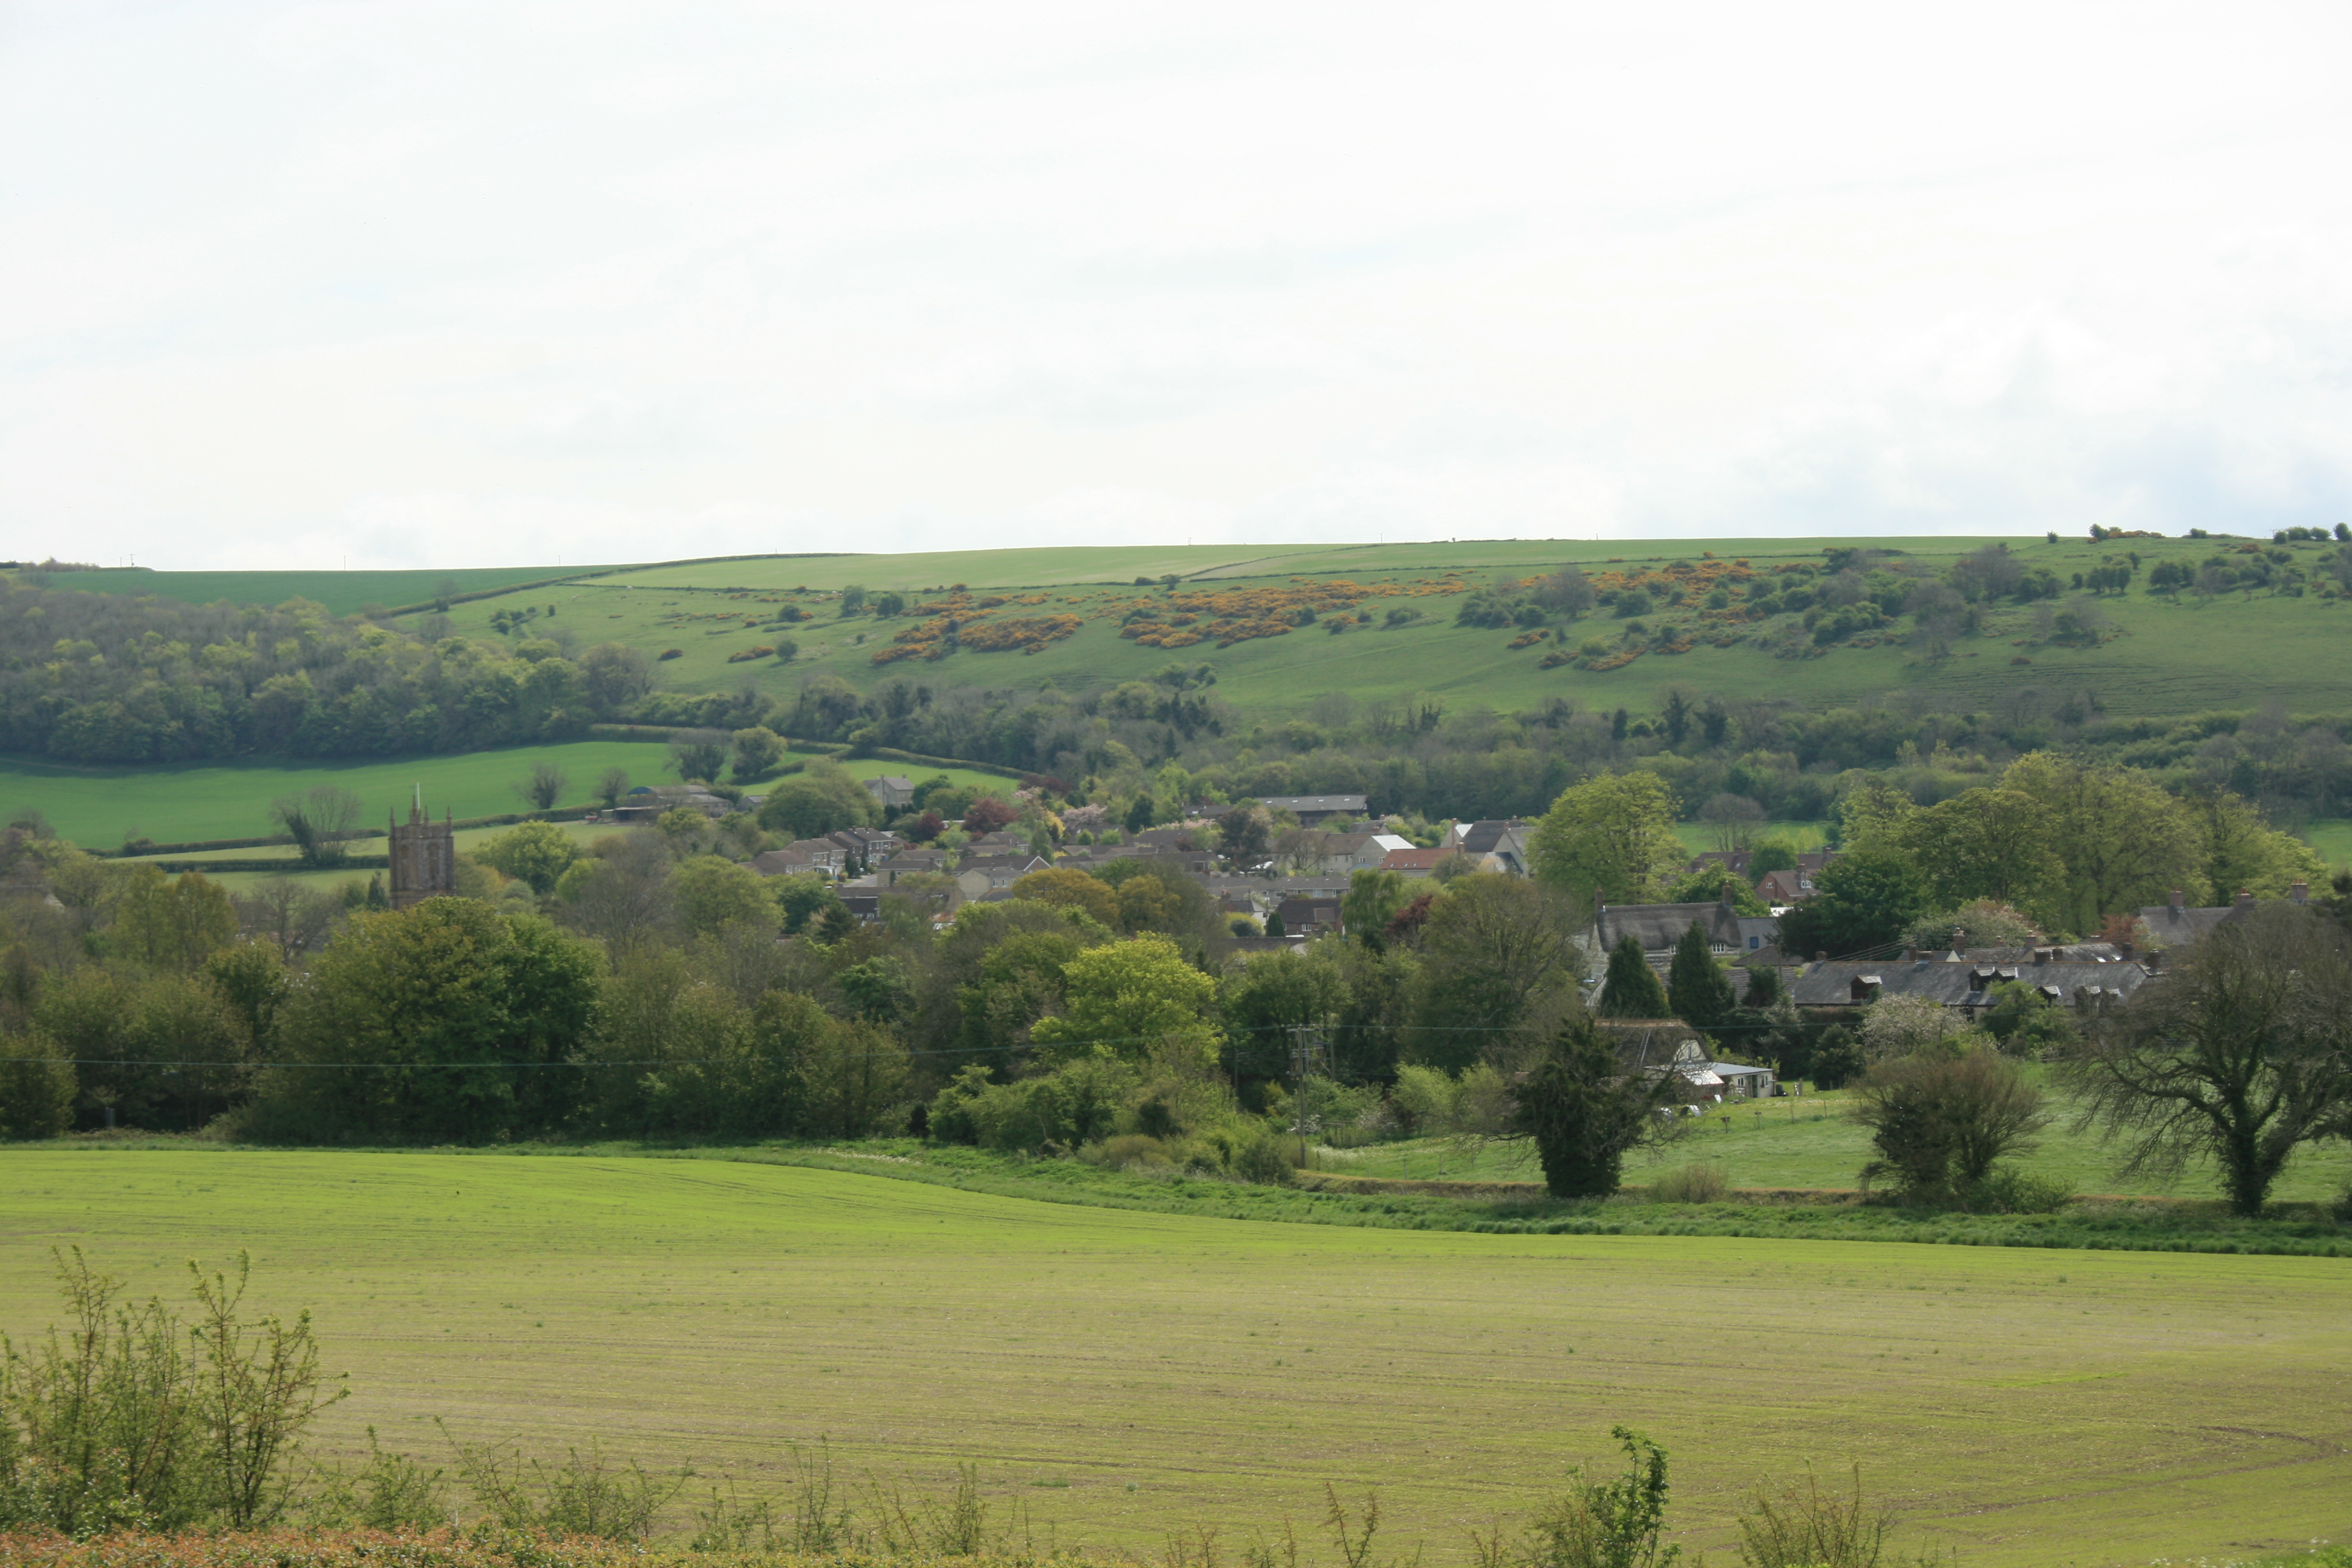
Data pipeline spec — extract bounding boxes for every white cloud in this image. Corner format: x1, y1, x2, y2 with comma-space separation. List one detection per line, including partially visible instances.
4, 1, 2352, 567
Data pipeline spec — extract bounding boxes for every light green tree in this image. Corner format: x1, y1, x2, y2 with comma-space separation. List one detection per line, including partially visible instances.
2183, 788, 2326, 902
2002, 753, 2207, 933
1835, 773, 1918, 851
756, 759, 878, 840
669, 855, 776, 938
1529, 773, 1684, 903
472, 821, 580, 895
111, 866, 237, 971
1031, 934, 1220, 1068
1889, 787, 2065, 914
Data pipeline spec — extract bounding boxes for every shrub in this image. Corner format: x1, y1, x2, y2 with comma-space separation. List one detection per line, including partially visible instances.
1650, 1164, 1727, 1204
1731, 1463, 1942, 1568
1852, 1050, 2048, 1203
1963, 1165, 2073, 1215
0, 1033, 74, 1140
1515, 1426, 1677, 1568
1809, 1025, 1864, 1089
1232, 1130, 1296, 1186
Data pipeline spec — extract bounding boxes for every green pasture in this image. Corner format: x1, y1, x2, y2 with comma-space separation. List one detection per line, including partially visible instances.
2304, 818, 2352, 867
590, 537, 2014, 593
1667, 820, 1831, 857
16, 564, 598, 616
0, 742, 675, 851
1327, 1087, 2352, 1204
1, 1148, 2346, 1565
396, 535, 2352, 725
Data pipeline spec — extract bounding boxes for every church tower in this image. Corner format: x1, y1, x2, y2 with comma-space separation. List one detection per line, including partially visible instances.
388, 786, 457, 910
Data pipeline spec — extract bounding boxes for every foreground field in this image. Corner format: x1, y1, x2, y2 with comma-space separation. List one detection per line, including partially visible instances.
1, 1148, 2345, 1565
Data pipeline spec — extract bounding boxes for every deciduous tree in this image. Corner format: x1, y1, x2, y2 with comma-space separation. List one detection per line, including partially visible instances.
1529, 773, 1684, 903
2062, 904, 2352, 1215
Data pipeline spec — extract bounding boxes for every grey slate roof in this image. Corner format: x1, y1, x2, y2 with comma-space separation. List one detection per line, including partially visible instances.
1787, 955, 2148, 1010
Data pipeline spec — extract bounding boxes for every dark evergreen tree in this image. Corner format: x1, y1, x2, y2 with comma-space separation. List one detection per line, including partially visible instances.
1514, 1016, 1670, 1197
1665, 920, 1736, 1032
1598, 932, 1669, 1017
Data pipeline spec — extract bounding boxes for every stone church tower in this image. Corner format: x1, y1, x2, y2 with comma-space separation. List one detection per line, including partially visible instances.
388, 786, 456, 910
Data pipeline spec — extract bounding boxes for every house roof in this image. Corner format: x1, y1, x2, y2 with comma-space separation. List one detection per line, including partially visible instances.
1786, 955, 2149, 1008
1381, 848, 1449, 871
1596, 900, 1748, 953
1756, 869, 1808, 901
865, 774, 915, 791
2134, 895, 2261, 949
1455, 819, 1530, 855
1259, 794, 1367, 813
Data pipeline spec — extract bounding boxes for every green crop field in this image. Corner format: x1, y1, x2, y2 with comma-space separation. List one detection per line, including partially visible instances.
1325, 1085, 2352, 1203
0, 746, 1007, 854
0, 1148, 2342, 1566
390, 535, 2352, 727
19, 564, 604, 617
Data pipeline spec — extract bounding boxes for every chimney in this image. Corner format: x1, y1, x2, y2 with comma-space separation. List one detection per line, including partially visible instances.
1907, 947, 1921, 961
2290, 880, 2308, 904
2118, 939, 2135, 961
2235, 887, 2255, 910
2169, 888, 2184, 910
1815, 950, 1828, 962
1951, 927, 1965, 953
1720, 880, 1737, 909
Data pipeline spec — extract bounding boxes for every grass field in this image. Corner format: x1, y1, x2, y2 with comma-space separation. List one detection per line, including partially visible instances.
21, 565, 606, 616
1327, 1085, 2352, 1204
0, 1146, 2344, 1566
0, 747, 1005, 854
0, 743, 676, 851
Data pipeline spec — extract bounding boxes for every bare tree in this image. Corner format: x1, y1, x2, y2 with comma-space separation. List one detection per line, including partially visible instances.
594, 767, 632, 809
1700, 792, 1765, 852
515, 762, 567, 812
2061, 904, 2352, 1215
235, 877, 341, 959
269, 786, 363, 869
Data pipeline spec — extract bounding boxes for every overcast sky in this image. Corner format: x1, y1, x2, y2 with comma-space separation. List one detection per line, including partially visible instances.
5, 2, 2351, 570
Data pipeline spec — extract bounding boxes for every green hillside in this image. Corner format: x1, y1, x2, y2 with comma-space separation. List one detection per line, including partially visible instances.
388, 534, 2352, 724
16, 563, 609, 616
26, 534, 2352, 731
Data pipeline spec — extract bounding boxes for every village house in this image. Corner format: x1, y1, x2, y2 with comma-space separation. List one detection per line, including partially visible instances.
1273, 893, 1343, 938
952, 853, 1051, 901
875, 847, 949, 885
2135, 883, 2315, 959
1601, 1021, 1779, 1101
1443, 820, 1534, 875
1379, 846, 1451, 878
1590, 884, 1771, 969
751, 838, 850, 876
1258, 794, 1368, 827
863, 775, 917, 812
608, 785, 734, 825
1785, 947, 2149, 1018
